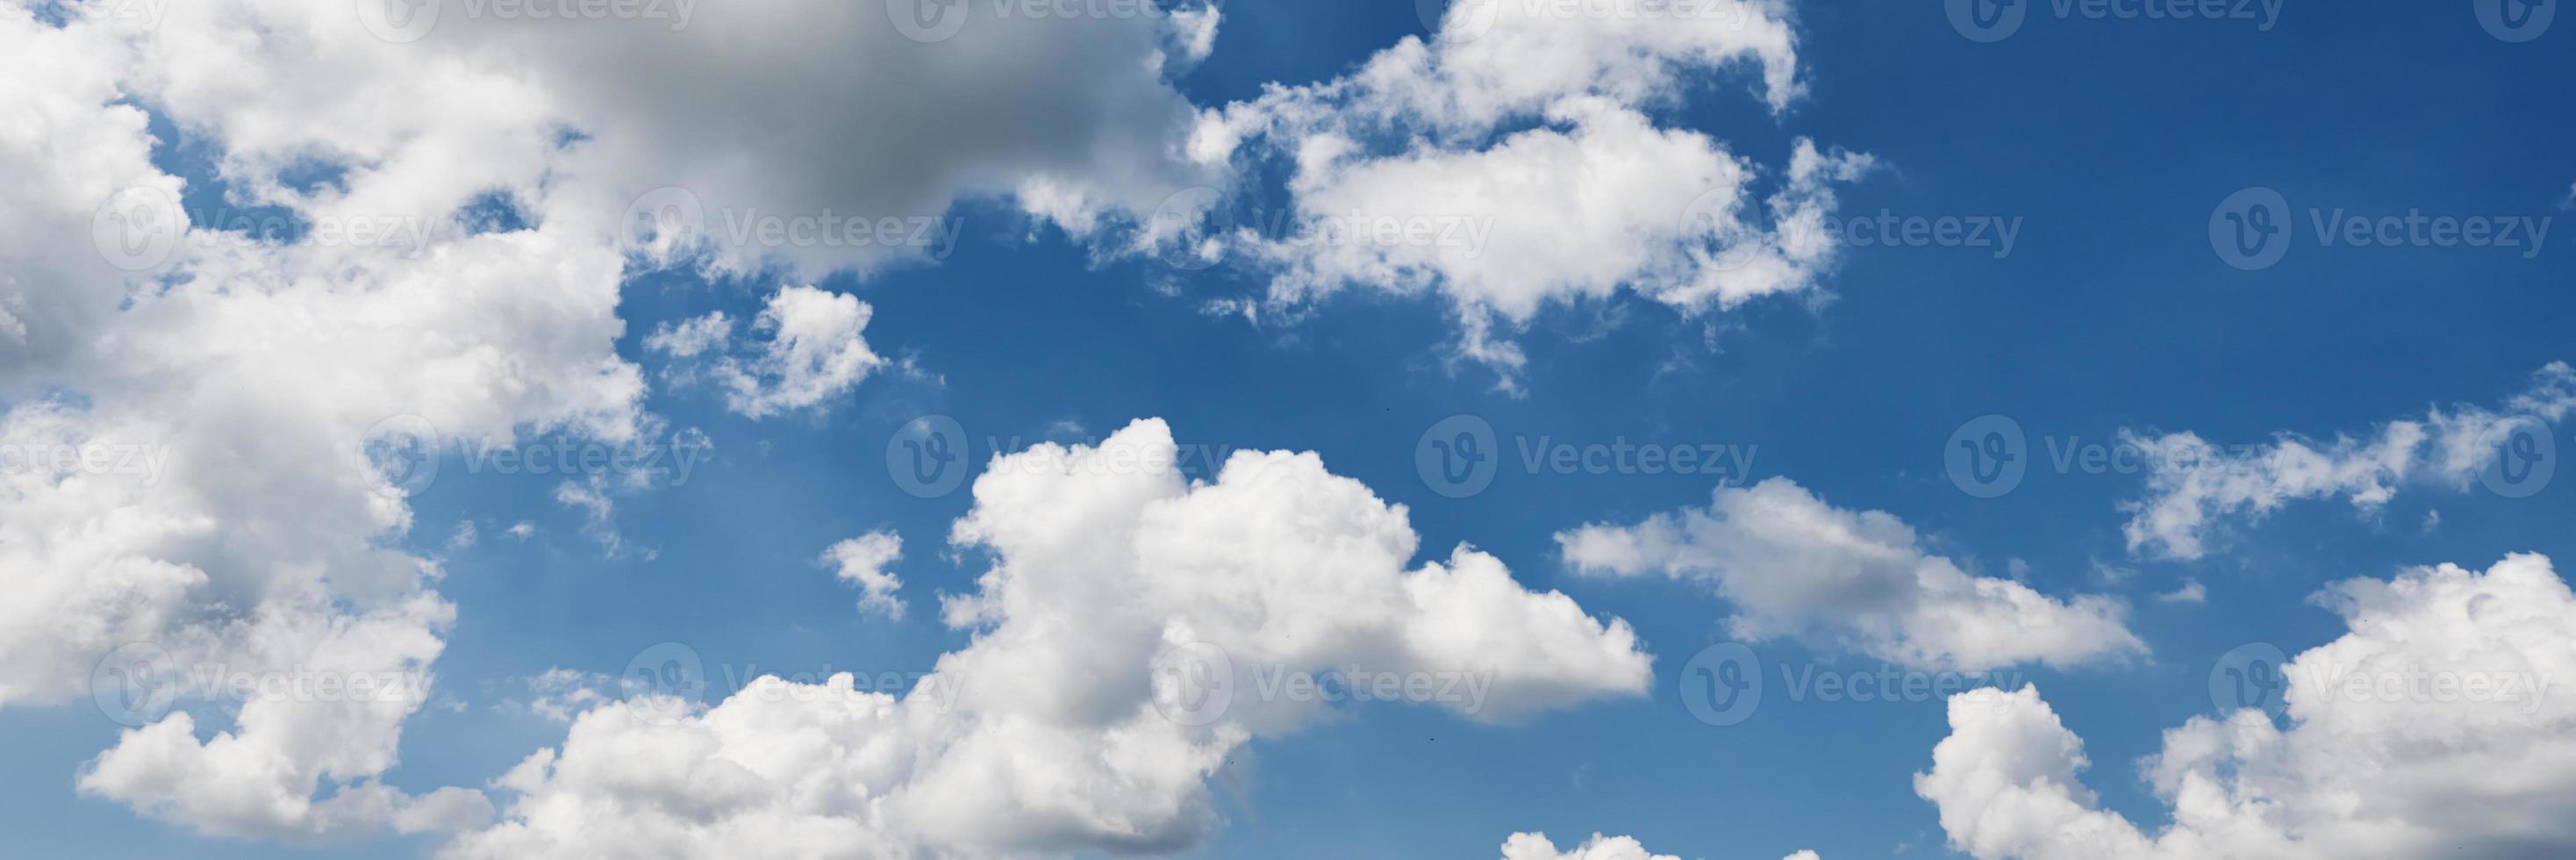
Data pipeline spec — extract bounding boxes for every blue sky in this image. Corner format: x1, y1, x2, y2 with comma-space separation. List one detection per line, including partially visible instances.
6, 1, 2576, 858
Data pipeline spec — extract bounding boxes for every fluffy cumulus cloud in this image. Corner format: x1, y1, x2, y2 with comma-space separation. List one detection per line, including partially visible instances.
712, 286, 886, 419
821, 530, 907, 620
1556, 478, 2143, 670
74, 594, 493, 838
115, 0, 1220, 281
651, 286, 885, 419
642, 311, 733, 358
1, 0, 664, 838
2123, 362, 2576, 559
1169, 0, 1866, 385
1915, 554, 2576, 859
4, 0, 1236, 840
1248, 104, 1865, 324
1501, 832, 1818, 860
450, 419, 1651, 857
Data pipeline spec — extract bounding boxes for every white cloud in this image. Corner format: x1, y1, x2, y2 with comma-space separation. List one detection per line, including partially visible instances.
1250, 103, 1869, 325
0, 0, 1303, 842
820, 531, 907, 620
107, 1, 1220, 282
710, 286, 885, 419
2122, 362, 2576, 559
1556, 477, 2143, 670
1915, 554, 2576, 860
1170, 0, 1861, 387
0, 4, 664, 838
642, 312, 733, 359
0, 8, 167, 390
1230, 0, 1803, 133
451, 419, 1652, 857
511, 670, 618, 725
2155, 579, 2207, 605
1501, 832, 1819, 860
1502, 832, 1678, 860
74, 593, 488, 839
553, 480, 637, 559
1168, 4, 1220, 64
